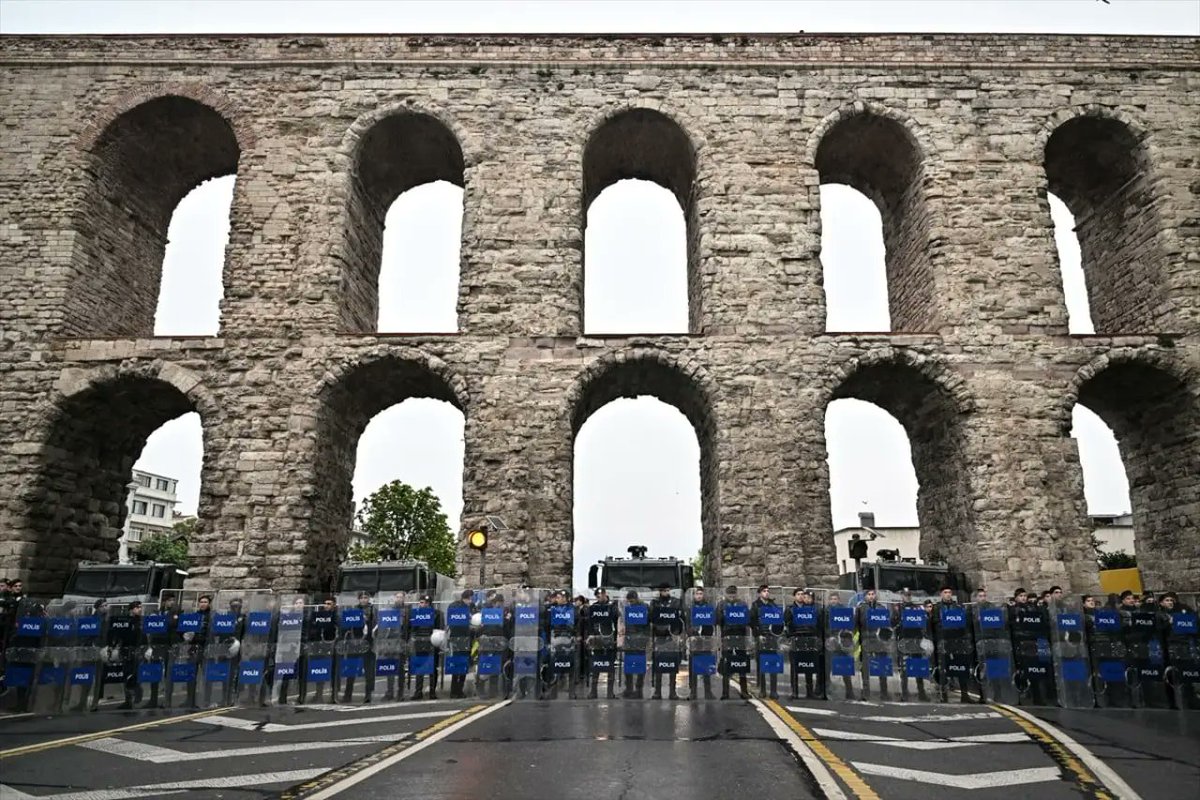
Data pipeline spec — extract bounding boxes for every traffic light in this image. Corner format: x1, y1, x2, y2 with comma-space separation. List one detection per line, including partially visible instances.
467, 529, 488, 551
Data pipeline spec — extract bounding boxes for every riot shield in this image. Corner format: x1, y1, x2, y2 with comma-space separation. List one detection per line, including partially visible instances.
93, 602, 142, 709
753, 595, 785, 700
1010, 602, 1056, 706
1125, 605, 1170, 708
684, 588, 718, 701
858, 600, 899, 701
63, 600, 106, 713
300, 597, 339, 704
1163, 593, 1199, 711
476, 592, 510, 700
335, 592, 376, 704
1086, 605, 1129, 708
407, 596, 442, 699
31, 599, 80, 714
444, 596, 476, 698
160, 591, 203, 709
508, 588, 545, 700
372, 594, 409, 703
271, 594, 308, 705
783, 590, 823, 702
824, 591, 858, 701
932, 600, 976, 704
1049, 598, 1093, 709
198, 592, 247, 708
718, 587, 754, 698
895, 603, 933, 702
130, 601, 170, 709
620, 588, 652, 699
972, 603, 1018, 705
545, 598, 580, 699
2, 597, 47, 712
234, 593, 277, 707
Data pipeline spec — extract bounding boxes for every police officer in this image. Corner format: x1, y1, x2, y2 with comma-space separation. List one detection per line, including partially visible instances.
751, 585, 782, 700
854, 589, 890, 701
585, 588, 617, 699
718, 586, 750, 700
446, 589, 475, 699
114, 600, 144, 710
688, 587, 717, 701
140, 595, 176, 709
1011, 587, 1055, 705
544, 589, 580, 699
650, 583, 683, 700
340, 591, 376, 704
932, 585, 973, 703
785, 588, 822, 700
410, 594, 442, 701
897, 588, 931, 702
300, 596, 337, 704
276, 595, 308, 705
381, 591, 410, 702
169, 593, 209, 709
477, 592, 511, 700
622, 589, 650, 699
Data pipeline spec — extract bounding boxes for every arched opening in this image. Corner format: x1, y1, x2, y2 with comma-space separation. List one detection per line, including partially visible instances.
155, 176, 236, 336
1045, 115, 1165, 333
824, 399, 919, 574
573, 398, 701, 590
1071, 359, 1199, 587
1048, 193, 1095, 334
815, 111, 933, 332
820, 185, 890, 332
68, 95, 240, 337
312, 356, 465, 592
1071, 405, 1132, 554
341, 113, 465, 333
570, 356, 717, 585
584, 180, 687, 334
826, 358, 974, 580
582, 109, 698, 334
27, 376, 204, 594
378, 181, 463, 333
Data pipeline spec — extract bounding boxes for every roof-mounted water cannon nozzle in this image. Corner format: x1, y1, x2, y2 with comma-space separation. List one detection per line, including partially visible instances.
627, 545, 648, 559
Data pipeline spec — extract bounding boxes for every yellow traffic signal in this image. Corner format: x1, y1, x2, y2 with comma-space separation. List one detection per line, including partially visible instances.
467, 529, 488, 550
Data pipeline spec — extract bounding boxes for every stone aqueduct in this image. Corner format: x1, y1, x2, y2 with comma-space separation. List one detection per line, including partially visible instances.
0, 34, 1197, 596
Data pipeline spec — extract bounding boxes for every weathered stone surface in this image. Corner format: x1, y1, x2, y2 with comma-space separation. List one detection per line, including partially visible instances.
0, 33, 1196, 596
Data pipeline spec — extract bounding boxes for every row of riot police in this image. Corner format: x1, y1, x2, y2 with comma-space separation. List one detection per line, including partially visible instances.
2, 585, 1195, 713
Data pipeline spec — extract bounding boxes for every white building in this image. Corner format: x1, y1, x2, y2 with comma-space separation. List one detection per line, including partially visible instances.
832, 511, 1136, 576
119, 469, 182, 563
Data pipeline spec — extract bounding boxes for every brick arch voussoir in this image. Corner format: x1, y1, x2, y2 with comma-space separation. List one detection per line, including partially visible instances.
316, 346, 470, 413
819, 348, 974, 415
333, 101, 476, 175
566, 347, 718, 437
1035, 103, 1153, 159
804, 99, 933, 173
1059, 346, 1196, 435
73, 82, 253, 160
579, 101, 707, 162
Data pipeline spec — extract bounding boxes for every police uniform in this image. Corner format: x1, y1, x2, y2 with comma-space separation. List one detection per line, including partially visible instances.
650, 586, 684, 700
717, 588, 750, 700
785, 594, 823, 700
586, 590, 618, 699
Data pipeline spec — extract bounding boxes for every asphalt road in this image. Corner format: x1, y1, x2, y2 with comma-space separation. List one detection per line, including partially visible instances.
1, 691, 1197, 799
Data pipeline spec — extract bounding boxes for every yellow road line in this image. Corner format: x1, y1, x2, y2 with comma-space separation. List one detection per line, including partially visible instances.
991, 705, 1114, 800
763, 698, 881, 800
0, 706, 235, 759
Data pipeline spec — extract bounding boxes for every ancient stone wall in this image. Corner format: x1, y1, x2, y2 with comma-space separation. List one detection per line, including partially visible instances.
0, 33, 1196, 596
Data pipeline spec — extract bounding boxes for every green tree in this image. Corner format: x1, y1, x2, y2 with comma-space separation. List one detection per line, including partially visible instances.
350, 480, 457, 576
136, 532, 189, 567
1098, 550, 1137, 570
690, 549, 705, 583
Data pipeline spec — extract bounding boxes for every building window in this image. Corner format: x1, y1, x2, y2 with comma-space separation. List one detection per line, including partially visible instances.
136, 474, 151, 487
127, 528, 144, 543
155, 478, 170, 491
133, 500, 148, 514
151, 504, 166, 518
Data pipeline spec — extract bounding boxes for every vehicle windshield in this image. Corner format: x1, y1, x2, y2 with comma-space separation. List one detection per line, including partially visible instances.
603, 564, 679, 589
66, 568, 150, 597
338, 569, 419, 594
874, 567, 945, 596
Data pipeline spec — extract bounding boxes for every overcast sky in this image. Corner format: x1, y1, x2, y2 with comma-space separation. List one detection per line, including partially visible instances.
6, 1, 1194, 590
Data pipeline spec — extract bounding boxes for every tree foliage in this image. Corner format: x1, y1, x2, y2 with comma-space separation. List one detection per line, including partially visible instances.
136, 532, 189, 567
690, 549, 705, 583
349, 480, 457, 576
1098, 550, 1137, 570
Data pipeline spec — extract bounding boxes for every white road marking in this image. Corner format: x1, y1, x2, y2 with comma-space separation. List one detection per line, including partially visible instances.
997, 704, 1144, 800
305, 700, 512, 799
193, 709, 454, 732
811, 728, 1028, 750
787, 706, 1001, 723
853, 763, 1063, 789
78, 733, 407, 762
297, 700, 446, 712
747, 697, 848, 800
0, 769, 326, 800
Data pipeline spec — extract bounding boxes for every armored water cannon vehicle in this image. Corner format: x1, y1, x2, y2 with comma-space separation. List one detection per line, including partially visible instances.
586, 546, 696, 599
62, 561, 188, 605
335, 560, 457, 603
